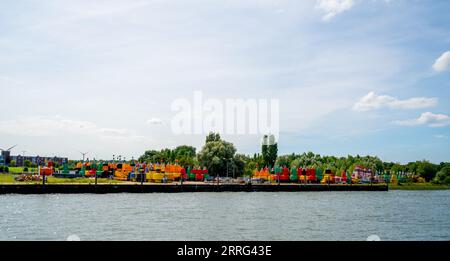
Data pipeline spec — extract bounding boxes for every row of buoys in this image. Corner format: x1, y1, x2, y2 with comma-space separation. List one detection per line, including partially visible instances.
39, 161, 54, 176
252, 166, 387, 184
260, 169, 406, 185
125, 164, 209, 183
253, 167, 322, 183
41, 160, 402, 185
71, 162, 117, 177
187, 168, 209, 181
65, 162, 212, 182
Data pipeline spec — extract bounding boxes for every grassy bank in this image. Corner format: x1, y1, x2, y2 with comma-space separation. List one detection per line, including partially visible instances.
388, 182, 450, 190
7, 167, 38, 174
0, 174, 16, 183
46, 176, 123, 184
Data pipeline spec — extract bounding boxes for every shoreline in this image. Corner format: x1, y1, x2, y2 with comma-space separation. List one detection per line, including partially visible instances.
388, 183, 450, 190
0, 183, 388, 194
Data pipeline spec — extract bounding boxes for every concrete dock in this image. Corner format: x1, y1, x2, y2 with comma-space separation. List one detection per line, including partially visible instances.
0, 182, 388, 194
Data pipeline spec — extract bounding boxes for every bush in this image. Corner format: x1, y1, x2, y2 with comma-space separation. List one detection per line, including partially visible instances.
416, 161, 439, 181
434, 165, 450, 184
444, 176, 450, 185
10, 160, 16, 167
0, 166, 3, 172
23, 167, 29, 172
24, 160, 31, 168
416, 177, 426, 183
431, 177, 441, 184
3, 166, 9, 173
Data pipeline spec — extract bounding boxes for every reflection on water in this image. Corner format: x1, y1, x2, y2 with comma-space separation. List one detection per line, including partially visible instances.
0, 191, 449, 240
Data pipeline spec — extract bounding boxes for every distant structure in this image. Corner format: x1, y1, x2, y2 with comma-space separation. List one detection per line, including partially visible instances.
0, 151, 11, 165
0, 145, 17, 165
79, 151, 89, 162
10, 155, 68, 166
261, 134, 276, 146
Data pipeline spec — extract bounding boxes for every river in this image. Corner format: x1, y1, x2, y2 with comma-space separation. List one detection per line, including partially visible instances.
0, 190, 449, 240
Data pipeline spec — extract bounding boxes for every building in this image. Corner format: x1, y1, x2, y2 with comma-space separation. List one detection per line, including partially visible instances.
10, 155, 68, 166
1, 150, 11, 165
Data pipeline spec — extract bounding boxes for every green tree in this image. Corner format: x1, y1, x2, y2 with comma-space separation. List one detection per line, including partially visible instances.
233, 154, 248, 177
173, 145, 196, 158
261, 135, 277, 167
24, 160, 32, 168
9, 160, 16, 167
416, 160, 439, 181
244, 160, 257, 178
158, 148, 173, 163
406, 162, 418, 175
138, 150, 159, 163
197, 133, 237, 177
205, 132, 221, 143
275, 155, 291, 168
267, 144, 277, 167
177, 154, 195, 168
433, 164, 450, 184
138, 146, 197, 167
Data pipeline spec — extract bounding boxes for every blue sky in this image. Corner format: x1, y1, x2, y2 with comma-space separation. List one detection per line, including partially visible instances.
0, 0, 449, 163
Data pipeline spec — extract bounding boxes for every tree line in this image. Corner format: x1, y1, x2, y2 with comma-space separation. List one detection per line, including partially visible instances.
137, 132, 450, 184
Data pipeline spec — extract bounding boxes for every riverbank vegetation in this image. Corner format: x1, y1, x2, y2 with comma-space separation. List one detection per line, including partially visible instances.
1, 132, 449, 188
136, 132, 450, 186
389, 182, 450, 190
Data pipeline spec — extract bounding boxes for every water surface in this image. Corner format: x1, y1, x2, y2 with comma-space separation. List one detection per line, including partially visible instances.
0, 191, 449, 240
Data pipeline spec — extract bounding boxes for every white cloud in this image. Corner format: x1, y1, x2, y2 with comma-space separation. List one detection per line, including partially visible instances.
394, 112, 450, 127
315, 0, 355, 21
435, 134, 448, 139
432, 51, 450, 72
0, 116, 149, 141
1, 1, 444, 161
0, 75, 21, 85
353, 92, 437, 111
147, 118, 163, 125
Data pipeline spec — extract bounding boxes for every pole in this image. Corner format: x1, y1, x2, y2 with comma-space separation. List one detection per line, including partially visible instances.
226, 160, 228, 180
370, 171, 373, 187
40, 166, 46, 192
180, 171, 183, 186
140, 166, 144, 193
21, 151, 26, 173
233, 162, 235, 180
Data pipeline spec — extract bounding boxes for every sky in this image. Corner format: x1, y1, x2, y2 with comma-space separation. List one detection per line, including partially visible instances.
0, 0, 450, 163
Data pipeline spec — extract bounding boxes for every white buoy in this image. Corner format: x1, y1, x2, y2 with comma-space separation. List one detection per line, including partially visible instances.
367, 234, 381, 241
67, 234, 81, 241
